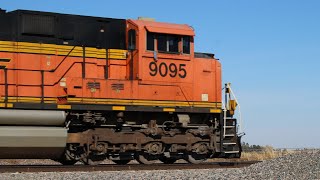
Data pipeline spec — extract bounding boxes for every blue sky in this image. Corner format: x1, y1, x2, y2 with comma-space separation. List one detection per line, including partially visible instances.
2, 1, 320, 148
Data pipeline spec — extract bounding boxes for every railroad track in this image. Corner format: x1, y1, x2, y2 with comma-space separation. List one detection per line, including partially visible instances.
0, 161, 261, 173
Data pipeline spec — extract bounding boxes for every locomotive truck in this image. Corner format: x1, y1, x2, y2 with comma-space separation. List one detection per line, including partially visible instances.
0, 9, 242, 165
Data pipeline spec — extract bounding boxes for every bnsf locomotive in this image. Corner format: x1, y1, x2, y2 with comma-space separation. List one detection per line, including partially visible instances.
0, 9, 242, 165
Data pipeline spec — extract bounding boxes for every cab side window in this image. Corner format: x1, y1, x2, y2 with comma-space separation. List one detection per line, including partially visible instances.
157, 34, 179, 53
182, 36, 190, 54
128, 29, 136, 50
157, 34, 167, 52
168, 35, 179, 53
147, 32, 155, 51
146, 32, 191, 54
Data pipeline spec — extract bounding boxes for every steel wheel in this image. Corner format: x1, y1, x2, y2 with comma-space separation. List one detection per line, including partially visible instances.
57, 149, 80, 165
112, 160, 131, 165
81, 155, 106, 165
159, 157, 177, 164
57, 158, 78, 165
136, 153, 157, 164
186, 153, 207, 164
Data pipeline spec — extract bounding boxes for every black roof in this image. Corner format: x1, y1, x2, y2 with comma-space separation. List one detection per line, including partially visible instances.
0, 9, 127, 49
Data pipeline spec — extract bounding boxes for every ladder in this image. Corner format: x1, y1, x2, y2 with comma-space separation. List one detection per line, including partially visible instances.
221, 117, 241, 155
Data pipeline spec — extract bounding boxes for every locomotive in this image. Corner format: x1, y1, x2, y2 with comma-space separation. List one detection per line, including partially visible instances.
0, 9, 242, 165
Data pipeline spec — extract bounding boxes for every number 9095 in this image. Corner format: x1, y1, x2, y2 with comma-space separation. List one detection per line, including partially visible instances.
149, 62, 187, 78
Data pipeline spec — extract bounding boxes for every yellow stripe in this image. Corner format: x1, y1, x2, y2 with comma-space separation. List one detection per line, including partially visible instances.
0, 103, 13, 108
68, 98, 221, 108
0, 96, 222, 108
57, 105, 71, 109
1, 97, 56, 104
112, 106, 125, 111
0, 41, 127, 60
163, 108, 175, 112
210, 109, 222, 113
6, 97, 56, 101
7, 100, 56, 103
0, 103, 5, 107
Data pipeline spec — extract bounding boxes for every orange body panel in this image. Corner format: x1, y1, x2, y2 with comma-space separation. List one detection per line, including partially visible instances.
0, 19, 222, 107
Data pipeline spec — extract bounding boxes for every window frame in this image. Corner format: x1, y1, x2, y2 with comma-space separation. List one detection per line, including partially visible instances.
128, 29, 136, 51
182, 36, 191, 54
146, 32, 155, 51
146, 31, 191, 55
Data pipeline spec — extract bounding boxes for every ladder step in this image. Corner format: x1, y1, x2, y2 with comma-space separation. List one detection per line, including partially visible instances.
224, 134, 235, 137
224, 151, 239, 153
223, 142, 236, 145
224, 126, 235, 128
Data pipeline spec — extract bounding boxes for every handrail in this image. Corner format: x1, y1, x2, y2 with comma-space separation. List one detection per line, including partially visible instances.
222, 101, 227, 138
0, 61, 97, 87
226, 83, 244, 136
0, 45, 88, 106
4, 45, 77, 73
49, 45, 77, 72
3, 68, 7, 103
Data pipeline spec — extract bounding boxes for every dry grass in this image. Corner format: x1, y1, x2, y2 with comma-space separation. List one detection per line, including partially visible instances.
241, 146, 293, 161
207, 146, 294, 163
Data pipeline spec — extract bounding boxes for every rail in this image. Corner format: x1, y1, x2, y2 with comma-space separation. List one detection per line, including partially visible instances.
0, 161, 260, 173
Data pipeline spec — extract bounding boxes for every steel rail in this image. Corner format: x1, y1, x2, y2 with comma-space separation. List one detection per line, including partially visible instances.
0, 161, 261, 173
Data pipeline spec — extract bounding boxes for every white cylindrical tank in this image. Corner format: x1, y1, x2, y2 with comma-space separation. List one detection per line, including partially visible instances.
0, 126, 67, 159
0, 109, 66, 126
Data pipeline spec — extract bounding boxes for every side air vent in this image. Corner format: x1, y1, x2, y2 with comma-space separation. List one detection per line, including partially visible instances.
21, 14, 55, 36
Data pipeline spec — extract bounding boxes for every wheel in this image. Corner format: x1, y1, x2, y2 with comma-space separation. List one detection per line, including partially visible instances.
136, 153, 157, 164
81, 155, 106, 165
112, 160, 131, 165
186, 153, 207, 164
56, 151, 79, 165
56, 158, 78, 165
57, 144, 85, 165
159, 157, 177, 164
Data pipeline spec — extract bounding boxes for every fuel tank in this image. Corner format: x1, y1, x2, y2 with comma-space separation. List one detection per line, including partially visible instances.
0, 109, 66, 126
0, 126, 67, 159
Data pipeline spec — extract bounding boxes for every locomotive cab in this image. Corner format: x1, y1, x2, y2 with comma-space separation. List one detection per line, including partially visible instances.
126, 19, 194, 82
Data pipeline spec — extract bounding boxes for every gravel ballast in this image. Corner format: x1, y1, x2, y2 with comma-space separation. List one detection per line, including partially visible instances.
0, 150, 319, 180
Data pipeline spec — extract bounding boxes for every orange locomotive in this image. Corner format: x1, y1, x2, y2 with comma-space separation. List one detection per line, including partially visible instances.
0, 9, 242, 165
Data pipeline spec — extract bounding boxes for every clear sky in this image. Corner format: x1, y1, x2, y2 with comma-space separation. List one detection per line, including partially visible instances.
2, 0, 320, 148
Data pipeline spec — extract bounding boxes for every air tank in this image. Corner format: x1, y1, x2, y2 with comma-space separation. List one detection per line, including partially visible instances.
0, 109, 66, 126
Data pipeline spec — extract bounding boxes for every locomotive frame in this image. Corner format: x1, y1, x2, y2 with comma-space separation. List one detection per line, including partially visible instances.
0, 9, 242, 165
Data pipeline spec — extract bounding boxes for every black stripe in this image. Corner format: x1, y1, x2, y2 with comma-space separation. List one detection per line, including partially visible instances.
0, 58, 10, 62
